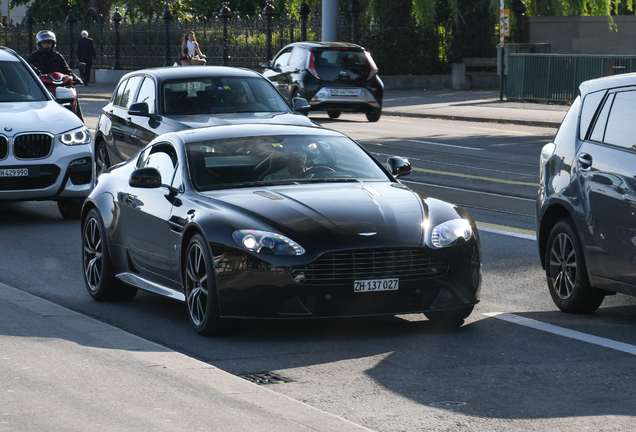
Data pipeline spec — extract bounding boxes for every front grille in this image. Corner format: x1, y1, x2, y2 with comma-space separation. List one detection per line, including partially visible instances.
292, 248, 448, 285
14, 134, 53, 159
0, 136, 7, 159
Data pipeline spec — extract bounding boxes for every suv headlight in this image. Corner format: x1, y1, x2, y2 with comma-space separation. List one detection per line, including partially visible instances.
59, 126, 92, 146
233, 229, 305, 256
431, 219, 472, 248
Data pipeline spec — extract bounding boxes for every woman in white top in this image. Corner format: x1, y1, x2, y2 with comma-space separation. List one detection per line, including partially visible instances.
180, 31, 205, 66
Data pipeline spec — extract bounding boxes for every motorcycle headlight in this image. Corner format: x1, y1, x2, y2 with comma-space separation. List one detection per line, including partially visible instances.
59, 126, 92, 146
431, 219, 472, 248
233, 229, 305, 256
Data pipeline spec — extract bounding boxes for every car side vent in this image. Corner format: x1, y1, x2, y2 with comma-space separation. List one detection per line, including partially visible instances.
14, 134, 53, 159
0, 136, 7, 159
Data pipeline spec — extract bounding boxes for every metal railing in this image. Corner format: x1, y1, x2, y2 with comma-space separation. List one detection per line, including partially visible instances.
506, 54, 636, 103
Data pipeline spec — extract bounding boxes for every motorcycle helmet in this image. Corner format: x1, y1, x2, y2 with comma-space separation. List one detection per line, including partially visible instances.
36, 30, 57, 54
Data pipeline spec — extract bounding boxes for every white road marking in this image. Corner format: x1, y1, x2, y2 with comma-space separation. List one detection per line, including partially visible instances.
407, 139, 484, 151
484, 312, 636, 356
477, 226, 535, 240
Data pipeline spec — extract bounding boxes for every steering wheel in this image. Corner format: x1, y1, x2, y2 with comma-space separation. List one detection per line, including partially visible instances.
301, 166, 336, 178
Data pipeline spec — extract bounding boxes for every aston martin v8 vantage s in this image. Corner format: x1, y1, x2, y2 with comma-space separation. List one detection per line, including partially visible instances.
81, 124, 481, 335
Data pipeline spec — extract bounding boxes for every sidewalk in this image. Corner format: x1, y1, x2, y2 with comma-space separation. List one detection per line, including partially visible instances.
76, 83, 569, 128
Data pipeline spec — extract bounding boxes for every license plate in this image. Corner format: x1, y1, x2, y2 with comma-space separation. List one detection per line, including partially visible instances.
331, 88, 358, 96
354, 278, 399, 292
0, 168, 28, 177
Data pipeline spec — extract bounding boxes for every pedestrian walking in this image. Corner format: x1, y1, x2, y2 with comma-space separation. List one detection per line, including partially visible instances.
76, 30, 96, 85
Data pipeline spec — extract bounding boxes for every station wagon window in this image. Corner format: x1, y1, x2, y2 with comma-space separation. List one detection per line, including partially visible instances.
603, 90, 636, 149
589, 93, 614, 143
112, 78, 128, 106
135, 77, 156, 114
579, 90, 605, 141
288, 47, 305, 66
118, 76, 143, 109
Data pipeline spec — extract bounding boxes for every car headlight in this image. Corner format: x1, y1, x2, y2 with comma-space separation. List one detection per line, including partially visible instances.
232, 229, 305, 256
431, 219, 472, 248
59, 126, 92, 146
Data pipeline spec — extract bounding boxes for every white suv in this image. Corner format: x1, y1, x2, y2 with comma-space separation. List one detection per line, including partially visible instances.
0, 46, 93, 219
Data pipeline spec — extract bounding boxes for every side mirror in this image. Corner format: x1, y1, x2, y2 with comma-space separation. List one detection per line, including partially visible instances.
129, 167, 162, 188
387, 156, 412, 178
128, 102, 151, 117
55, 87, 75, 104
259, 60, 272, 69
292, 97, 311, 116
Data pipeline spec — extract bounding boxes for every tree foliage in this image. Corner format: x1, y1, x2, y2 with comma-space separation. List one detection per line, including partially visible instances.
526, 0, 633, 16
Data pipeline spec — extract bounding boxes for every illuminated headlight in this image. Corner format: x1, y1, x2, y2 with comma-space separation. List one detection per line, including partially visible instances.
59, 126, 92, 146
232, 229, 305, 256
431, 219, 472, 248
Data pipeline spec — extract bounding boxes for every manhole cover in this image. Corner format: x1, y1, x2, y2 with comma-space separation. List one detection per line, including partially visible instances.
238, 372, 291, 385
430, 401, 466, 408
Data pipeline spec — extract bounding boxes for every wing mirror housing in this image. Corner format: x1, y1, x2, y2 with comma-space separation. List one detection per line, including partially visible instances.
292, 97, 311, 116
55, 87, 75, 104
387, 156, 412, 178
259, 60, 273, 69
129, 167, 162, 188
128, 102, 151, 117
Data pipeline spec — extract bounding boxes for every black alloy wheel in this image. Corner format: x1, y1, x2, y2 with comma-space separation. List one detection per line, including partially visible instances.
95, 141, 111, 178
366, 107, 381, 122
327, 110, 341, 119
184, 234, 229, 336
545, 218, 604, 313
82, 208, 137, 301
57, 198, 83, 219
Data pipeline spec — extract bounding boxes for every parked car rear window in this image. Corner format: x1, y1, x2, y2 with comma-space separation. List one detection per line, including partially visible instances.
589, 93, 614, 143
315, 50, 369, 70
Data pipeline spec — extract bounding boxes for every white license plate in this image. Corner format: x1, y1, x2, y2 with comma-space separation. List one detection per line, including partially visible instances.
354, 278, 399, 292
0, 168, 28, 177
331, 88, 358, 96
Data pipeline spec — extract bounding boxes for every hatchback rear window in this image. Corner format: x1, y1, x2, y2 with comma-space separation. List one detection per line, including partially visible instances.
315, 50, 369, 70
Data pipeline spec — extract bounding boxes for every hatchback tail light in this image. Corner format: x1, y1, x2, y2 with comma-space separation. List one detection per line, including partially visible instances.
365, 52, 378, 80
307, 52, 320, 79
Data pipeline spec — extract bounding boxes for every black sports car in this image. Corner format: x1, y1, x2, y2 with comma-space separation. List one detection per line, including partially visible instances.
82, 124, 481, 335
94, 66, 314, 177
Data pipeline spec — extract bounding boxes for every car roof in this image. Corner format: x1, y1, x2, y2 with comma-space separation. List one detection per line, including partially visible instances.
0, 46, 21, 61
579, 72, 636, 97
285, 41, 365, 51
165, 123, 345, 143
120, 66, 263, 82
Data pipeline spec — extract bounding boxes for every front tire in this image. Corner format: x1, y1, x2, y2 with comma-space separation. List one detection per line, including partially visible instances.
57, 198, 83, 219
184, 234, 229, 336
545, 218, 604, 313
83, 208, 137, 301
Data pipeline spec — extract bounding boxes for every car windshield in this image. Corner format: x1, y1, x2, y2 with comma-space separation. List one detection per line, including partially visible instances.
0, 60, 47, 102
186, 134, 391, 191
161, 76, 290, 115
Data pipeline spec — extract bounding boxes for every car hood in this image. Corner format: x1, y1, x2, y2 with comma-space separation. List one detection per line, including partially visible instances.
210, 182, 427, 250
0, 101, 83, 134
162, 112, 318, 129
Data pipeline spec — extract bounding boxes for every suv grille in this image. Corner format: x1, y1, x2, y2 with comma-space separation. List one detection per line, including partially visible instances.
0, 136, 7, 159
14, 134, 53, 159
292, 248, 448, 285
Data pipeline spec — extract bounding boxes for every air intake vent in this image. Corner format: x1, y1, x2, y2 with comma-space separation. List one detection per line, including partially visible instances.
292, 248, 448, 285
14, 134, 53, 159
0, 136, 7, 159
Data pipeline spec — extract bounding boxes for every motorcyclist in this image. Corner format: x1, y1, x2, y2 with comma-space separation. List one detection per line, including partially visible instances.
27, 30, 84, 86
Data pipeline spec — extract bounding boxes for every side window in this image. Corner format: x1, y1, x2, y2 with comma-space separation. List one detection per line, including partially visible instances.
288, 47, 305, 66
138, 144, 178, 185
603, 90, 636, 149
553, 96, 580, 148
274, 49, 292, 69
579, 90, 605, 140
135, 77, 156, 115
113, 79, 128, 106
119, 76, 143, 110
589, 93, 615, 143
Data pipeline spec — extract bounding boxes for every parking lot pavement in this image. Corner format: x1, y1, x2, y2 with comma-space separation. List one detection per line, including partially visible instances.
76, 83, 569, 128
0, 282, 372, 432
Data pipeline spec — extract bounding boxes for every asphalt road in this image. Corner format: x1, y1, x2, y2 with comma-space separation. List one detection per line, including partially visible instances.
3, 101, 636, 431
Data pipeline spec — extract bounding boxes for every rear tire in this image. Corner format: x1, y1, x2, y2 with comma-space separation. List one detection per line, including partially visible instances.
57, 198, 83, 220
327, 110, 341, 119
366, 107, 381, 122
545, 218, 604, 313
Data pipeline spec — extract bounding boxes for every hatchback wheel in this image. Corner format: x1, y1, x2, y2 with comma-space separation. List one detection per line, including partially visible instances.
184, 234, 229, 336
327, 110, 341, 119
366, 107, 381, 122
545, 218, 604, 313
83, 208, 137, 301
95, 141, 111, 178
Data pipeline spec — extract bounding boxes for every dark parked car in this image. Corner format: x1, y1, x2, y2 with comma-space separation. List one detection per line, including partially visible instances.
0, 46, 93, 219
94, 66, 314, 176
261, 42, 383, 122
82, 123, 481, 335
538, 73, 636, 313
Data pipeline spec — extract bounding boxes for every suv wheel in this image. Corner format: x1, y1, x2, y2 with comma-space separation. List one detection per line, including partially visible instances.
366, 107, 381, 122
545, 218, 604, 313
95, 141, 111, 177
57, 198, 83, 219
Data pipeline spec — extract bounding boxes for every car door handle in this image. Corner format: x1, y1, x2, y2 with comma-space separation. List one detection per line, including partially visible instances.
126, 117, 132, 124
577, 153, 593, 171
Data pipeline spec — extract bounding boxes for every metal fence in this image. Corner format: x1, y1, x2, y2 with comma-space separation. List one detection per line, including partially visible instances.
506, 53, 636, 103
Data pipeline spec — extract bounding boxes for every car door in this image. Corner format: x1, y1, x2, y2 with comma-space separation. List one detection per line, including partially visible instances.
263, 47, 292, 100
121, 143, 181, 288
114, 75, 143, 161
102, 79, 130, 164
577, 88, 636, 287
126, 76, 161, 154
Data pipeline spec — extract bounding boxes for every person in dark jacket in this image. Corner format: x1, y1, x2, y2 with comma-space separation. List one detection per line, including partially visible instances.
76, 30, 96, 85
27, 30, 83, 85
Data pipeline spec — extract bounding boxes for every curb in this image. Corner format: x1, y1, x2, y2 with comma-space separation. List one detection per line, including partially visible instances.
382, 110, 562, 128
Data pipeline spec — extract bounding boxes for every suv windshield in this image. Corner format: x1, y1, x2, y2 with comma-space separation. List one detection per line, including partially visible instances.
162, 76, 290, 115
0, 60, 47, 102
